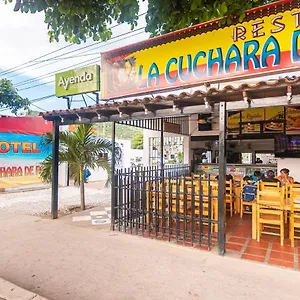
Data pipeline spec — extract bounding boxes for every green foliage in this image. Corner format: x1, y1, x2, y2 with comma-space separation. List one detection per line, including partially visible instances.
0, 79, 29, 114
25, 109, 40, 116
40, 124, 121, 184
95, 123, 143, 141
4, 0, 276, 43
131, 132, 143, 149
145, 0, 275, 36
5, 0, 139, 44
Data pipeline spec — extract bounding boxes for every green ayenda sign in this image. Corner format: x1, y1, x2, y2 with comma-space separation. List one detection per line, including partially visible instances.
55, 65, 100, 97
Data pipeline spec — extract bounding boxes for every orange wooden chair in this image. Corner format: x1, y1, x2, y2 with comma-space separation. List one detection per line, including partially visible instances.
256, 187, 285, 246
289, 185, 300, 247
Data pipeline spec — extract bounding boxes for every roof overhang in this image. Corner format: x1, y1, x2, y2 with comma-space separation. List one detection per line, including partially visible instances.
40, 77, 300, 125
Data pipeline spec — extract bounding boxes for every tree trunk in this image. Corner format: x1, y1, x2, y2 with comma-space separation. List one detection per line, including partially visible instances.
80, 167, 86, 210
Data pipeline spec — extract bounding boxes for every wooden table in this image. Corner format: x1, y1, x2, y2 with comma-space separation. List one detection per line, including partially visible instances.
252, 202, 257, 240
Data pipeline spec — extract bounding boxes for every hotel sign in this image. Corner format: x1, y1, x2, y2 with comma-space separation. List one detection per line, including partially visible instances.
55, 65, 100, 97
101, 0, 300, 99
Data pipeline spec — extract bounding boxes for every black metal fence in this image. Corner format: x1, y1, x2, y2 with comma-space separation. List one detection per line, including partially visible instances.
112, 165, 218, 249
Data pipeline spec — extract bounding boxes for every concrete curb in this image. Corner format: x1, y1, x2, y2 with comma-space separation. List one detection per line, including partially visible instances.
0, 278, 48, 300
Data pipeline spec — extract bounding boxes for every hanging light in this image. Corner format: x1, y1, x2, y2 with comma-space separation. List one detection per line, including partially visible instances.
96, 113, 101, 120
172, 104, 177, 112
76, 114, 82, 122
144, 108, 148, 115
204, 97, 210, 109
59, 116, 64, 123
119, 111, 123, 117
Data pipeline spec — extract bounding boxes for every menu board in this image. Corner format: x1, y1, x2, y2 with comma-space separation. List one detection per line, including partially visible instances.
286, 106, 300, 131
241, 108, 264, 134
227, 111, 240, 134
227, 106, 300, 135
264, 106, 284, 133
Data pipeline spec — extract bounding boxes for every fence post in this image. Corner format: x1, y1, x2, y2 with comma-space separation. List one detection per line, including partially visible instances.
218, 102, 227, 255
111, 121, 116, 230
51, 119, 59, 220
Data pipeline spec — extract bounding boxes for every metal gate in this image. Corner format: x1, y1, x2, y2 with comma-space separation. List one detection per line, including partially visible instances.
112, 165, 218, 249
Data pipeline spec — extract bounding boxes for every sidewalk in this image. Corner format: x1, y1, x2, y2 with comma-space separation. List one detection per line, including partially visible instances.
1, 210, 300, 300
0, 277, 47, 300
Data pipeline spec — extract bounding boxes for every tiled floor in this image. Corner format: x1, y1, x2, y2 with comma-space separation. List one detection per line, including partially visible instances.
72, 206, 111, 225
226, 214, 299, 271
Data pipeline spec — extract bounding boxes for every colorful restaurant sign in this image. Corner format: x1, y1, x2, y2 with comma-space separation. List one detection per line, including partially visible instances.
0, 117, 52, 189
101, 0, 300, 99
227, 106, 300, 134
55, 65, 100, 97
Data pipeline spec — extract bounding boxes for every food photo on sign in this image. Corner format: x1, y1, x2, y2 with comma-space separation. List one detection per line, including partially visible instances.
264, 107, 285, 133
286, 106, 300, 131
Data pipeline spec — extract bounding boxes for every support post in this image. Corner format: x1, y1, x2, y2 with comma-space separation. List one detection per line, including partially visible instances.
111, 121, 116, 230
218, 102, 227, 255
51, 119, 60, 219
160, 118, 164, 171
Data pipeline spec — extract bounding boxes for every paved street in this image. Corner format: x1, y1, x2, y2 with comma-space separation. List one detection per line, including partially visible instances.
0, 182, 110, 215
1, 210, 300, 300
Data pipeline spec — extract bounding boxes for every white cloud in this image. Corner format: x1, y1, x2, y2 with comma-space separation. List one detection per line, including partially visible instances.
0, 2, 148, 86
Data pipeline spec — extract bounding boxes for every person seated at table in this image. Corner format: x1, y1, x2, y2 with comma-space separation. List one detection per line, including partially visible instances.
243, 175, 251, 182
262, 170, 280, 183
215, 174, 233, 181
250, 171, 263, 182
277, 168, 294, 185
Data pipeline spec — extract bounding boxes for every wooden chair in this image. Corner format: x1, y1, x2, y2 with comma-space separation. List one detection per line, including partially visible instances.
289, 185, 300, 247
240, 181, 257, 218
196, 180, 218, 232
225, 180, 235, 217
233, 175, 242, 214
259, 181, 280, 190
256, 187, 285, 246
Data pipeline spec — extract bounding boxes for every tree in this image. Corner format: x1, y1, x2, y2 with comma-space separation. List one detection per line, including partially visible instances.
39, 124, 121, 210
0, 79, 29, 114
26, 109, 40, 116
4, 0, 276, 44
95, 123, 143, 140
131, 132, 143, 149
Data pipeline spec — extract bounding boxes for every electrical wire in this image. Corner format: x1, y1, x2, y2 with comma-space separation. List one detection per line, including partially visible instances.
0, 12, 147, 78
0, 94, 55, 113
17, 57, 99, 91
14, 28, 145, 88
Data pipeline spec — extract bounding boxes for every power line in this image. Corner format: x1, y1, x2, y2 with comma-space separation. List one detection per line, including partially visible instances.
14, 28, 144, 87
0, 12, 147, 78
16, 57, 99, 91
0, 44, 76, 77
0, 94, 55, 113
14, 28, 145, 90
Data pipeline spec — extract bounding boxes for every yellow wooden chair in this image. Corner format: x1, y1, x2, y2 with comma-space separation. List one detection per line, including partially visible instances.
225, 180, 235, 217
259, 181, 280, 190
195, 180, 218, 232
289, 185, 300, 247
240, 181, 257, 218
232, 175, 242, 214
256, 187, 285, 246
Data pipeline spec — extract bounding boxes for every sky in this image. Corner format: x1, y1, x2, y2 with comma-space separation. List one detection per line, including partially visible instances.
0, 1, 149, 115
1, 2, 299, 116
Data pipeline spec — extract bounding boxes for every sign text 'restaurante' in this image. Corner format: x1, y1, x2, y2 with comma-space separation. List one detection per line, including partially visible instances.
139, 12, 300, 88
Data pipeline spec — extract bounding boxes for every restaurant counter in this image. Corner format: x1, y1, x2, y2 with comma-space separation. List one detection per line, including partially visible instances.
194, 163, 277, 179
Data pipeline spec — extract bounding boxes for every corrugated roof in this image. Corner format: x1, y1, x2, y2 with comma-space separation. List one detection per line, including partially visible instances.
41, 76, 300, 121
